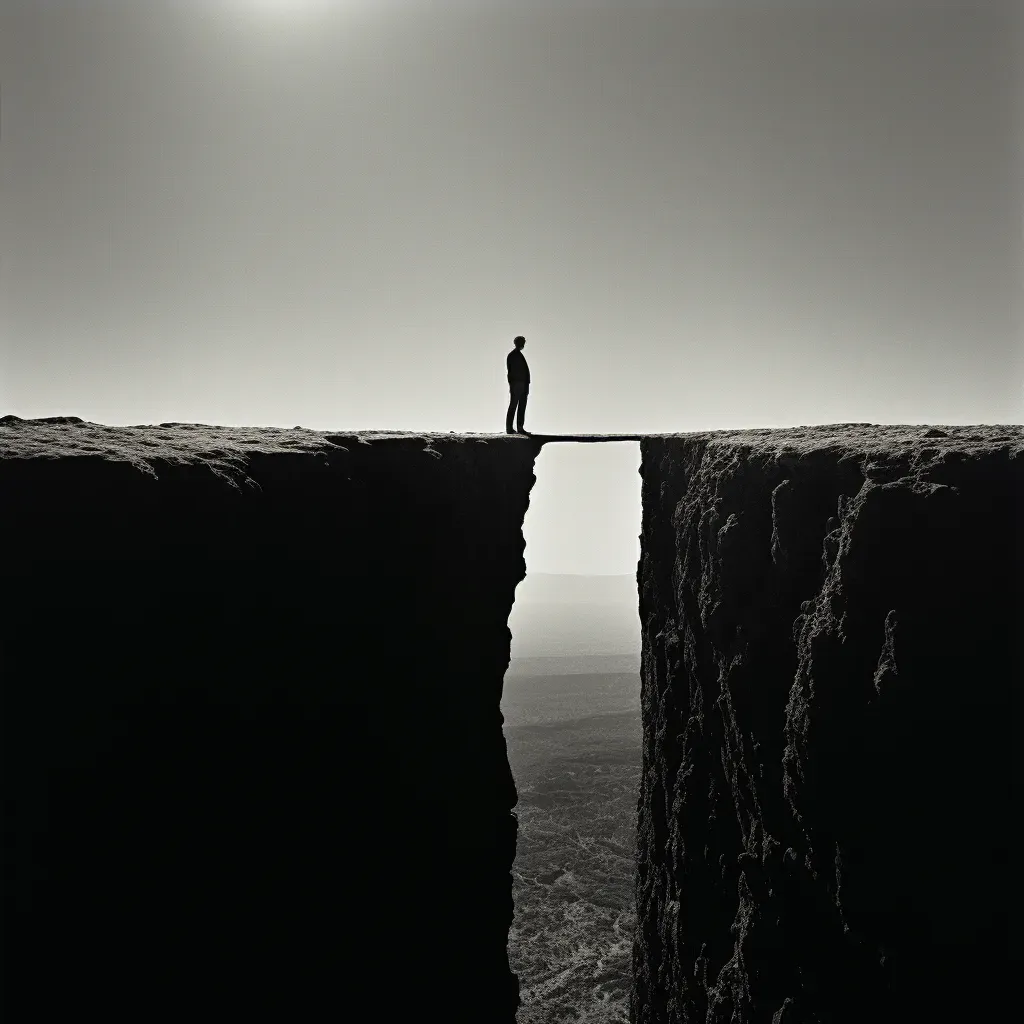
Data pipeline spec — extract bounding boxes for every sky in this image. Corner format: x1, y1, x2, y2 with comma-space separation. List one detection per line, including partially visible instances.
1, 0, 1021, 574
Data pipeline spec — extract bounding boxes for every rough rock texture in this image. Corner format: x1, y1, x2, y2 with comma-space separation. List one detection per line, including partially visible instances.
632, 424, 1023, 1024
1, 418, 542, 1022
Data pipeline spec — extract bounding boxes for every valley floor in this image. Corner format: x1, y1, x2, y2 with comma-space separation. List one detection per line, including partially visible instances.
503, 671, 641, 1024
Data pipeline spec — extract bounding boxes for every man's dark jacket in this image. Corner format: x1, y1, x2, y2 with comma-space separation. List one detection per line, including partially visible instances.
507, 349, 530, 386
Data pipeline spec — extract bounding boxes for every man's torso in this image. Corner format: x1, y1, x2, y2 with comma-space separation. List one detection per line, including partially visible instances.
507, 349, 530, 384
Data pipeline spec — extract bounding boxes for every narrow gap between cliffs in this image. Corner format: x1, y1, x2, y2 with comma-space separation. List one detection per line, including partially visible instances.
502, 441, 643, 1020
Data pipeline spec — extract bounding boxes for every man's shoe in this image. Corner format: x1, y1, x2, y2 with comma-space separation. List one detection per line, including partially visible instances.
517, 429, 532, 436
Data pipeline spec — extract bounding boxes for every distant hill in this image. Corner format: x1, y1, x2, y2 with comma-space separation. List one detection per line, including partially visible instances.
505, 654, 640, 678
508, 573, 641, 663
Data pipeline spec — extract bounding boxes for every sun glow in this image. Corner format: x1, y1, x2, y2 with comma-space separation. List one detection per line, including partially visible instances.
220, 0, 344, 23
210, 0, 367, 41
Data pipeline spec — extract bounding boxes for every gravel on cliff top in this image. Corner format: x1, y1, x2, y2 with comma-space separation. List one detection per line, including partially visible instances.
1, 416, 1020, 472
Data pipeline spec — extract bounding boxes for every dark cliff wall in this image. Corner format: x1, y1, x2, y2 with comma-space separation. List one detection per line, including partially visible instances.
633, 425, 1022, 1024
1, 419, 542, 1022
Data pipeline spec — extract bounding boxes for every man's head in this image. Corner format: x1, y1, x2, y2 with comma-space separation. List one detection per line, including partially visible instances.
513, 335, 526, 350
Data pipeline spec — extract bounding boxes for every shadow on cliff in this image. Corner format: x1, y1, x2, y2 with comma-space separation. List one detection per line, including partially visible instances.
1, 432, 543, 1023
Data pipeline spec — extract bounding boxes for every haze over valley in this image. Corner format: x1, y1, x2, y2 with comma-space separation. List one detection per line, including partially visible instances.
504, 572, 641, 1024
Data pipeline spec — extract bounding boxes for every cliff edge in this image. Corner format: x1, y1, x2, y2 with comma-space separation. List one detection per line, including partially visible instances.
633, 424, 1022, 1023
1, 418, 542, 1022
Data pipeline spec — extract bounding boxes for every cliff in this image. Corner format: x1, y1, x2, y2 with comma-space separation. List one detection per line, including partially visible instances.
1, 417, 542, 1022
5, 418, 1021, 1023
632, 424, 1023, 1023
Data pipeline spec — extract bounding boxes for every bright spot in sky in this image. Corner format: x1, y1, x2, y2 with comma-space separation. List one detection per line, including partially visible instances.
222, 0, 340, 21
212, 0, 360, 40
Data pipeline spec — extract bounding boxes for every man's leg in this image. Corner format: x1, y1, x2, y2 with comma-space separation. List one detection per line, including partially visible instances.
516, 392, 528, 433
506, 390, 517, 433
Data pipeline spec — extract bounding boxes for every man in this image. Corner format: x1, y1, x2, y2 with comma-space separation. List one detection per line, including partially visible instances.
505, 335, 531, 435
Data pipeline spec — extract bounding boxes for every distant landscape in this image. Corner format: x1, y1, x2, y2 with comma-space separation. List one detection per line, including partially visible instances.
504, 575, 641, 1024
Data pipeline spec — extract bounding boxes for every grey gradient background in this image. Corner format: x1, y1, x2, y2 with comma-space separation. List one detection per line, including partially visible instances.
2, 0, 1020, 574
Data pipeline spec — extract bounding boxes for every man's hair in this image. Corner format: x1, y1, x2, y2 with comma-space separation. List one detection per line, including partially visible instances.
513, 336, 526, 349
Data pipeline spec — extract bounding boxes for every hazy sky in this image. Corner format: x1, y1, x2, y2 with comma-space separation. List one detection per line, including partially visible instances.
2, 0, 1020, 573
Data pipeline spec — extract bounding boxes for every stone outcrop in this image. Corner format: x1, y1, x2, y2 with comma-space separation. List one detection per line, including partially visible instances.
632, 424, 1022, 1023
1, 418, 542, 1022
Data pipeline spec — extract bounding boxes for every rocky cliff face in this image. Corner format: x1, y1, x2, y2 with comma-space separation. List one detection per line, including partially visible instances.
1, 418, 541, 1022
632, 424, 1022, 1024
6, 418, 1021, 1023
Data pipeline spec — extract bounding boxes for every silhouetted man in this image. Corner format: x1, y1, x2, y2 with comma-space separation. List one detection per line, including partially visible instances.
506, 335, 531, 435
